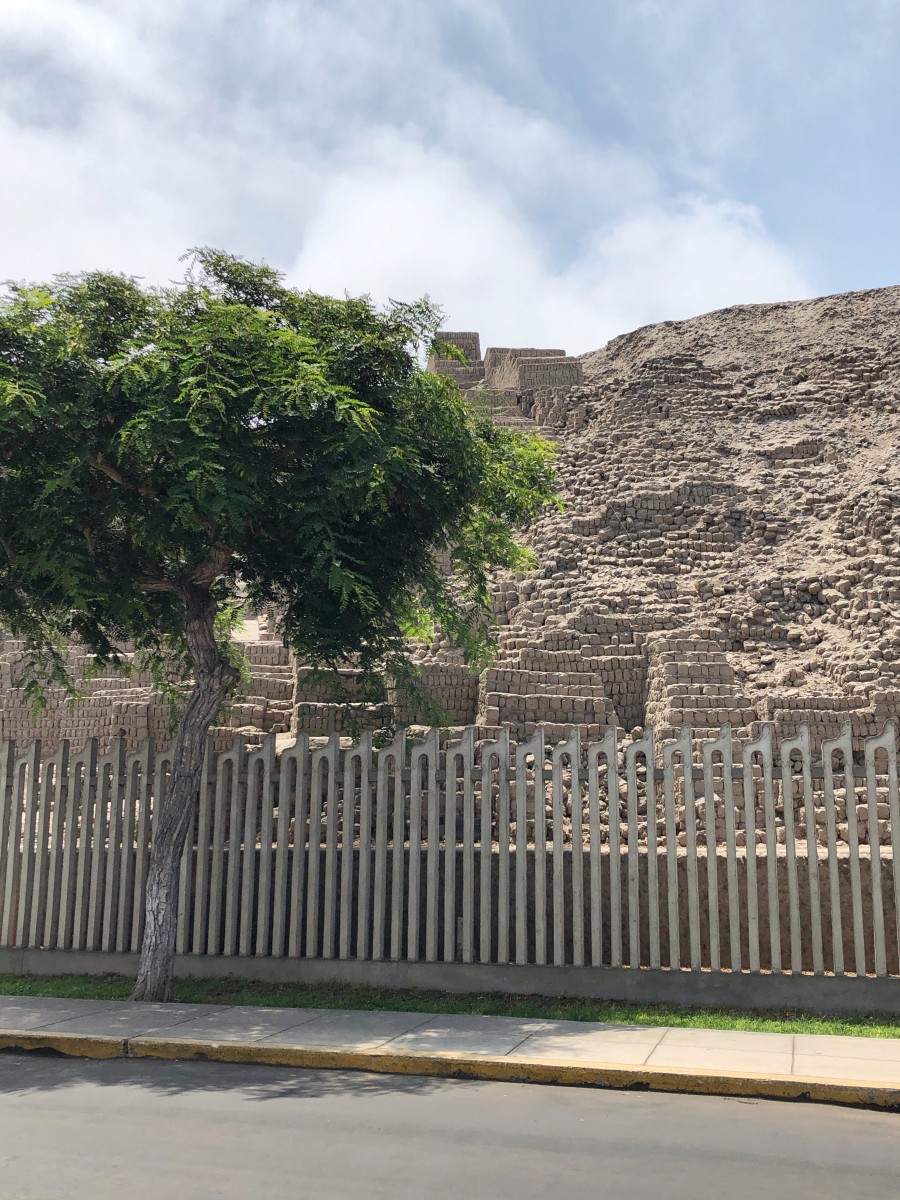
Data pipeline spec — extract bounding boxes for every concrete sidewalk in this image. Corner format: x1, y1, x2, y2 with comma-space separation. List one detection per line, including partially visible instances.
2, 995, 899, 1110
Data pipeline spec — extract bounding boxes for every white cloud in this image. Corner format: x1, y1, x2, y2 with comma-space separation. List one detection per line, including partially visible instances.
0, 0, 812, 354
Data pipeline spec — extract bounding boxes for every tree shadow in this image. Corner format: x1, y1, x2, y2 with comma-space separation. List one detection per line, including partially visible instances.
0, 1049, 447, 1101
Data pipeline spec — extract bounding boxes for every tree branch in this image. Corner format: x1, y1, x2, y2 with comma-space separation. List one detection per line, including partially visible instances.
188, 544, 233, 587
88, 452, 221, 539
90, 453, 158, 500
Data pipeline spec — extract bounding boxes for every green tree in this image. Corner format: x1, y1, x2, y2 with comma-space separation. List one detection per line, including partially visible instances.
0, 250, 556, 1001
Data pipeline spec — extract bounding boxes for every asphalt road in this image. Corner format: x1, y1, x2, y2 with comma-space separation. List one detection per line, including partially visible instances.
0, 1053, 898, 1200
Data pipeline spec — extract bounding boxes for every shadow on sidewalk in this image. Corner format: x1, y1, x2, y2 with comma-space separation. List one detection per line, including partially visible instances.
0, 1048, 445, 1101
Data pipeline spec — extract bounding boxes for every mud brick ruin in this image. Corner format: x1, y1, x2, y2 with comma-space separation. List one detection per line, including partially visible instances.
3, 285, 900, 846
408, 288, 900, 758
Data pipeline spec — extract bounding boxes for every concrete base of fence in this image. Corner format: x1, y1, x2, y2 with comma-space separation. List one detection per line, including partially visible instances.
1, 948, 898, 1018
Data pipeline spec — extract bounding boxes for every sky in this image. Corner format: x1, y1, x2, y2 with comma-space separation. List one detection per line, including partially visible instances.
1, 0, 898, 353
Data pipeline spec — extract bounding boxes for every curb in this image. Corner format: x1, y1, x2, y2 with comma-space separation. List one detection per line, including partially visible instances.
2, 1030, 899, 1111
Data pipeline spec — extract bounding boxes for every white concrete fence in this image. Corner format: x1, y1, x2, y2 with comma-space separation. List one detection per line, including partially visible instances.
0, 723, 898, 980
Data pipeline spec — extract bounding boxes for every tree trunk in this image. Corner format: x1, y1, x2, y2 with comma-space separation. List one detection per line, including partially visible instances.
132, 589, 238, 1002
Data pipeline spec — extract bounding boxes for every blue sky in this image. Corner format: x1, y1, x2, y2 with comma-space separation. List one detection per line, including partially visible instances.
1, 0, 897, 351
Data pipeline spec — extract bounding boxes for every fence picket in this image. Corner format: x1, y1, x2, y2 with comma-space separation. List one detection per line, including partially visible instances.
459, 729, 476, 964
424, 730, 441, 963
587, 728, 615, 968
191, 739, 215, 956
821, 731, 845, 974
389, 730, 408, 962
239, 739, 263, 957
373, 733, 402, 961
341, 734, 371, 960
101, 739, 126, 953
353, 734, 373, 960
570, 733, 585, 968
713, 727, 741, 971
0, 741, 15, 946
864, 725, 891, 976
839, 727, 867, 975
72, 740, 99, 951
532, 732, 548, 966
30, 744, 55, 948
222, 738, 247, 957
514, 732, 543, 965
130, 742, 154, 953
742, 726, 771, 973
254, 735, 277, 957
442, 736, 459, 963
3, 751, 27, 945
780, 729, 805, 973
15, 742, 42, 949
883, 720, 900, 971
285, 736, 309, 958
86, 748, 111, 952
408, 733, 436, 962
207, 741, 233, 956
477, 737, 496, 964
320, 734, 341, 960
756, 727, 779, 973
661, 736, 680, 970
628, 730, 656, 968
307, 736, 336, 959
486, 730, 511, 964
176, 743, 194, 957
701, 733, 721, 972
606, 732, 623, 968
42, 742, 70, 949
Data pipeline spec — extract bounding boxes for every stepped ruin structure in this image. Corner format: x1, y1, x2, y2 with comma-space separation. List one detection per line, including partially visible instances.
405, 288, 900, 758
3, 285, 900, 769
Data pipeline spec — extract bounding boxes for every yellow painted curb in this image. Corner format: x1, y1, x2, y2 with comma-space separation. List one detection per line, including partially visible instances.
3, 1030, 899, 1111
125, 1036, 900, 1111
0, 1029, 126, 1060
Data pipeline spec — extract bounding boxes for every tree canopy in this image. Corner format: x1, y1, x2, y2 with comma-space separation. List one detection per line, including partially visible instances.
0, 249, 556, 699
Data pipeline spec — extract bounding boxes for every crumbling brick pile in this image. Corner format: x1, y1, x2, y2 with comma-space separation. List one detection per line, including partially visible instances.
0, 633, 294, 753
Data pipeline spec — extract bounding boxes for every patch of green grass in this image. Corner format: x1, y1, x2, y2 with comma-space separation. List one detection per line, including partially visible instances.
1, 973, 898, 1038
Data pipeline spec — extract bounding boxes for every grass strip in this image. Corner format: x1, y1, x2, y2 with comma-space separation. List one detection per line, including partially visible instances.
1, 973, 898, 1038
